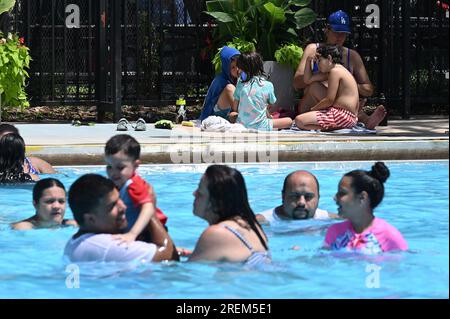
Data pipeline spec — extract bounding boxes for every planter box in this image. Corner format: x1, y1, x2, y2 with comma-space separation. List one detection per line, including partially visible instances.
263, 61, 296, 112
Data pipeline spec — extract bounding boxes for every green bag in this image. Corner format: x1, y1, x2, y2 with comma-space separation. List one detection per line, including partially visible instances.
154, 120, 174, 130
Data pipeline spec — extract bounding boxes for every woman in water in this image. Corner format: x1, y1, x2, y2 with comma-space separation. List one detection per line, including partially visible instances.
0, 123, 56, 175
189, 165, 271, 266
11, 178, 78, 230
324, 162, 408, 254
0, 133, 38, 183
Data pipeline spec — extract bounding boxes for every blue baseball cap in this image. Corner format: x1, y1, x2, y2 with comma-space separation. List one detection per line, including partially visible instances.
328, 10, 351, 33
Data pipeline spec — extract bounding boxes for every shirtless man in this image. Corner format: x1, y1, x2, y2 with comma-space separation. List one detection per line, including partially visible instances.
295, 45, 358, 131
293, 10, 386, 129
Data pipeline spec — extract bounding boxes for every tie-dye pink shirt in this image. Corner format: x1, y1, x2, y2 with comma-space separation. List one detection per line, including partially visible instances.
324, 217, 408, 254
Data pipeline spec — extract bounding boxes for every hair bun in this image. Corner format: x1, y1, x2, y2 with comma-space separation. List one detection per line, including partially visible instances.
370, 162, 390, 183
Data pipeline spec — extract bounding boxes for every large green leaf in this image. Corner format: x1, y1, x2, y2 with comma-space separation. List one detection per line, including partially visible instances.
205, 11, 235, 23
0, 0, 15, 15
262, 3, 286, 25
294, 7, 316, 29
206, 0, 233, 14
288, 0, 312, 7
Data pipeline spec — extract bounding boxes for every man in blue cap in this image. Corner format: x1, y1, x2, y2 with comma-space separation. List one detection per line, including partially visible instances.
293, 10, 387, 130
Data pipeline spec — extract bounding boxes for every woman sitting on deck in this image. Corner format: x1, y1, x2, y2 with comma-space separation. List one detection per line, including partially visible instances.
189, 165, 271, 266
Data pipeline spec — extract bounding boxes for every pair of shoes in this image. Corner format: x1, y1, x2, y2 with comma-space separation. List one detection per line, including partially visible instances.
116, 118, 147, 131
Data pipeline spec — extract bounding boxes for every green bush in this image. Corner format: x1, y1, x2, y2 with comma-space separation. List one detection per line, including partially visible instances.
274, 43, 303, 70
0, 32, 31, 114
212, 38, 256, 74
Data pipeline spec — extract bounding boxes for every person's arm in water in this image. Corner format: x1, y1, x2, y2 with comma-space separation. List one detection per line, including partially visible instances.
148, 215, 179, 261
113, 202, 155, 243
28, 156, 56, 174
256, 214, 270, 225
351, 50, 374, 97
293, 44, 328, 90
11, 220, 34, 230
310, 68, 340, 111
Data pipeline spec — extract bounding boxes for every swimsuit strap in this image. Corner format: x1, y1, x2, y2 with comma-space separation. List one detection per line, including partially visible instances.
347, 48, 351, 73
24, 157, 38, 175
223, 225, 254, 252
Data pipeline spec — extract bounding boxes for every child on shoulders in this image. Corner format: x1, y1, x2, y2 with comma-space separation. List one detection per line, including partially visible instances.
104, 134, 168, 243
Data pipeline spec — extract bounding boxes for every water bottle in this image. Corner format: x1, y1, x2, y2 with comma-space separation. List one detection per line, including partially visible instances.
175, 95, 187, 124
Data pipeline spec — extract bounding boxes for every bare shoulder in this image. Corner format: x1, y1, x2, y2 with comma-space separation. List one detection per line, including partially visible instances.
349, 49, 364, 65
223, 83, 236, 94
28, 156, 56, 174
11, 220, 34, 230
224, 83, 236, 90
200, 224, 231, 241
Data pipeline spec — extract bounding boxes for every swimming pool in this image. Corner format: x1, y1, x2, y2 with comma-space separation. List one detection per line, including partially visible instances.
0, 161, 448, 299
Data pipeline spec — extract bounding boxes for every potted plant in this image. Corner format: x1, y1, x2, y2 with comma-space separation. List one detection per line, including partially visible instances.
205, 0, 316, 61
0, 0, 31, 123
264, 43, 303, 111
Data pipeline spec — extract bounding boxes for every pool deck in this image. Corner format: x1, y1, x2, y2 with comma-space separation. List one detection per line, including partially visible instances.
14, 116, 449, 164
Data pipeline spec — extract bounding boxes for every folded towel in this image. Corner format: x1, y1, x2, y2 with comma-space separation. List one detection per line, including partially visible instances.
285, 122, 376, 135
201, 116, 258, 133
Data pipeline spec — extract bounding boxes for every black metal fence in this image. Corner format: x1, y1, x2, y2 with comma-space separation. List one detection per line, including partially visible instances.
2, 0, 449, 120
305, 0, 449, 118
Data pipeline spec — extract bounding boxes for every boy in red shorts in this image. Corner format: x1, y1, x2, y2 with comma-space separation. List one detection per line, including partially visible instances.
294, 45, 359, 131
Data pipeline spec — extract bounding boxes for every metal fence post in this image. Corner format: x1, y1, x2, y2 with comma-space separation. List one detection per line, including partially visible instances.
111, 0, 122, 122
96, 0, 107, 122
402, 0, 411, 119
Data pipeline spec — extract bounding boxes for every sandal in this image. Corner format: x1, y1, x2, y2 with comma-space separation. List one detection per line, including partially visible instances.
116, 118, 130, 131
133, 118, 147, 131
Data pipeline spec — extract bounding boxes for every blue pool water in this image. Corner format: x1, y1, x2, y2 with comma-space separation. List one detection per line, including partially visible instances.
0, 161, 448, 299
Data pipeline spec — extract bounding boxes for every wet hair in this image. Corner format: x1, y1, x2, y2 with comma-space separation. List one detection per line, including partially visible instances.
0, 123, 19, 137
282, 171, 320, 197
236, 51, 265, 81
68, 174, 117, 226
105, 134, 140, 160
204, 165, 268, 250
33, 178, 66, 203
344, 162, 390, 209
0, 133, 33, 183
317, 45, 342, 64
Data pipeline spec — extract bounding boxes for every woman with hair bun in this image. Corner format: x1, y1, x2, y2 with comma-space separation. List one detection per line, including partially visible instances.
324, 162, 408, 254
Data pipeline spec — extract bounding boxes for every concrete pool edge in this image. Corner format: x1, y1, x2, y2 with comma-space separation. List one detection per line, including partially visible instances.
26, 138, 449, 165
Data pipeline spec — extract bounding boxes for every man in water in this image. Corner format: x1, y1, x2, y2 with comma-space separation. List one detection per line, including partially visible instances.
257, 170, 338, 224
64, 174, 179, 263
